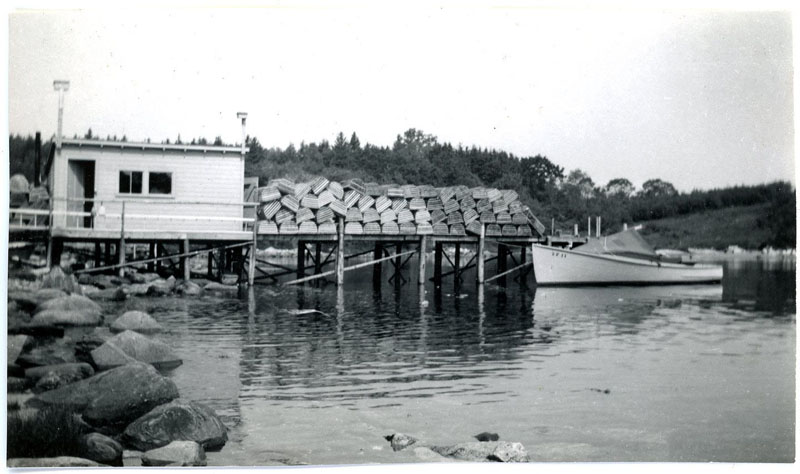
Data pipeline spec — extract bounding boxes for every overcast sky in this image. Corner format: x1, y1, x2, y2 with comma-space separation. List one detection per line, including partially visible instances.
6, 2, 795, 191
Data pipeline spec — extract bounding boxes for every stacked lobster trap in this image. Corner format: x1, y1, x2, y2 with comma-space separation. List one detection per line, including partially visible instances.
256, 177, 546, 237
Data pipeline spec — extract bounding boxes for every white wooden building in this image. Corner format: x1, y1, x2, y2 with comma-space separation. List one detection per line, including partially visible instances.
47, 139, 252, 235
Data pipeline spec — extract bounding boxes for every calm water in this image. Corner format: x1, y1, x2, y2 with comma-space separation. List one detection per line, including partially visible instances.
107, 255, 795, 465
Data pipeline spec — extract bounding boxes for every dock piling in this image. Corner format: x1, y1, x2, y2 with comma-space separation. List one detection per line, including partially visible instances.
477, 224, 486, 285
335, 218, 345, 286
418, 236, 427, 285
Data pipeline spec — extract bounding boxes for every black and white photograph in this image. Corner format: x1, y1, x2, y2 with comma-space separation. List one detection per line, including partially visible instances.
3, 0, 796, 469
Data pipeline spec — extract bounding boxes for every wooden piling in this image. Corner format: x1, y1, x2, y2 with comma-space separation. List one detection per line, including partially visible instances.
148, 242, 156, 272
373, 243, 383, 284
118, 201, 126, 278
297, 241, 306, 279
248, 221, 257, 286
105, 243, 112, 268
335, 218, 345, 286
315, 243, 322, 274
498, 244, 508, 286
182, 237, 191, 281
207, 248, 214, 279
477, 224, 485, 285
433, 242, 443, 286
454, 243, 461, 280
94, 243, 101, 269
418, 236, 427, 285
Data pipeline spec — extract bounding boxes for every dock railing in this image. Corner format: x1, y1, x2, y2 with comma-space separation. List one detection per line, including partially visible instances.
10, 197, 258, 236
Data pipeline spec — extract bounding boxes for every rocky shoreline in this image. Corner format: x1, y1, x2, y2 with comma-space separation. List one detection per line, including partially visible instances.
7, 266, 230, 467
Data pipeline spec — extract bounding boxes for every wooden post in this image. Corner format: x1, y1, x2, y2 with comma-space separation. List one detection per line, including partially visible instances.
477, 224, 485, 285
596, 216, 601, 237
217, 248, 225, 281
207, 249, 214, 278
433, 242, 443, 286
497, 244, 508, 286
248, 221, 257, 286
454, 243, 461, 280
49, 238, 63, 268
182, 237, 191, 281
372, 243, 383, 285
418, 236, 427, 285
104, 243, 112, 268
118, 201, 126, 278
94, 242, 101, 268
587, 217, 591, 238
156, 244, 163, 274
148, 242, 156, 272
315, 243, 322, 274
297, 240, 306, 279
335, 218, 345, 286
46, 197, 54, 269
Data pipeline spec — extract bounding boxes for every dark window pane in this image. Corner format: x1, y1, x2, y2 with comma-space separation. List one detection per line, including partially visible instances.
131, 172, 143, 194
119, 171, 130, 193
149, 172, 172, 195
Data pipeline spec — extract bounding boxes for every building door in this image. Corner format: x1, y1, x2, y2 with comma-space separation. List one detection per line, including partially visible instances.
67, 160, 95, 228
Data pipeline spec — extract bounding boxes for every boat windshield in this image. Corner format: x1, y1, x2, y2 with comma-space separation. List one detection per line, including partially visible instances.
575, 229, 659, 260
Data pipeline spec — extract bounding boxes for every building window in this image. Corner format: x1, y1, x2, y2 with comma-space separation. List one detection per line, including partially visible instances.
119, 171, 143, 194
149, 172, 172, 195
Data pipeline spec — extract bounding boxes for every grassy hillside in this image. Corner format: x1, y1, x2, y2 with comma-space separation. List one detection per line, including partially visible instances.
637, 203, 777, 250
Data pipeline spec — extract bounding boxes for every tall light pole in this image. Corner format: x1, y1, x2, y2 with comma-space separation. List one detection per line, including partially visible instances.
53, 80, 70, 150
237, 112, 248, 157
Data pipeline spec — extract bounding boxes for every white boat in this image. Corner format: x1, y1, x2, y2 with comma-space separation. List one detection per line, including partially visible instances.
531, 229, 723, 286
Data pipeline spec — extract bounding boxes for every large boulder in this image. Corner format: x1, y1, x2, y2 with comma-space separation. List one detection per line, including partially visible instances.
125, 283, 151, 296
123, 400, 228, 451
35, 294, 102, 317
27, 363, 179, 430
40, 266, 82, 295
30, 309, 102, 327
91, 331, 182, 370
111, 311, 162, 334
8, 335, 32, 364
204, 282, 238, 293
79, 432, 123, 466
141, 441, 206, 467
384, 433, 418, 452
90, 340, 140, 371
7, 456, 105, 467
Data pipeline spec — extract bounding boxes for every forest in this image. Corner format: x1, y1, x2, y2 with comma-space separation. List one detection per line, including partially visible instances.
8, 130, 796, 249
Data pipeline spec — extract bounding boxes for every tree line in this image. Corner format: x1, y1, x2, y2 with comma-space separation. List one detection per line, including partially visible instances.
8, 130, 795, 248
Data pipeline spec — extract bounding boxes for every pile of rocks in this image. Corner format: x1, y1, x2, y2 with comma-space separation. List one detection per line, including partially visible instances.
7, 267, 227, 467
75, 270, 240, 301
384, 432, 530, 463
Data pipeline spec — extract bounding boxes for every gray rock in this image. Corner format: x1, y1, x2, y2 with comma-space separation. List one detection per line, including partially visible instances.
220, 273, 239, 285
27, 363, 95, 393
27, 363, 179, 430
204, 282, 238, 292
78, 273, 95, 285
413, 447, 454, 462
87, 287, 128, 301
111, 311, 162, 334
384, 433, 418, 452
123, 400, 228, 451
30, 309, 102, 327
79, 432, 123, 465
93, 274, 123, 289
25, 362, 95, 382
176, 280, 202, 296
92, 330, 182, 370
16, 341, 77, 367
166, 275, 177, 288
474, 431, 499, 442
488, 441, 529, 462
141, 440, 206, 467
7, 456, 106, 467
146, 280, 173, 296
90, 341, 142, 371
430, 441, 529, 462
35, 294, 102, 316
40, 266, 83, 294
8, 335, 32, 364
126, 283, 151, 296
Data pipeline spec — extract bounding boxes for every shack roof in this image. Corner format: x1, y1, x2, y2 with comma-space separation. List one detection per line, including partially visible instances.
60, 138, 248, 155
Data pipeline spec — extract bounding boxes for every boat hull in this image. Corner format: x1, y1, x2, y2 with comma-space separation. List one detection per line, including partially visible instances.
531, 244, 723, 286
